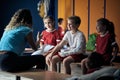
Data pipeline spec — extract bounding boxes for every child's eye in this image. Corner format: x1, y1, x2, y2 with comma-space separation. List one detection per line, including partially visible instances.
67, 24, 72, 26
44, 22, 52, 25
48, 22, 52, 24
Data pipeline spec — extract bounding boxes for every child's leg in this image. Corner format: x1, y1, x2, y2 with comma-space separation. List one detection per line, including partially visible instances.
63, 56, 74, 74
81, 58, 88, 74
50, 55, 61, 71
45, 55, 51, 70
44, 50, 53, 70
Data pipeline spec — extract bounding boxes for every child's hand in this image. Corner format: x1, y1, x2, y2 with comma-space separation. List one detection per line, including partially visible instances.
59, 51, 69, 57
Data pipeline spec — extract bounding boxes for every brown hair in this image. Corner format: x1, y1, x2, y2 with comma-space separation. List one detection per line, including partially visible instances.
5, 9, 32, 31
97, 18, 115, 38
68, 15, 81, 26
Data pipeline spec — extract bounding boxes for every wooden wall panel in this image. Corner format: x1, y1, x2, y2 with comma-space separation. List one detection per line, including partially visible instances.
75, 0, 88, 40
65, 0, 72, 18
58, 0, 72, 30
58, 0, 120, 47
58, 0, 65, 18
106, 0, 120, 48
90, 0, 104, 34
58, 0, 66, 30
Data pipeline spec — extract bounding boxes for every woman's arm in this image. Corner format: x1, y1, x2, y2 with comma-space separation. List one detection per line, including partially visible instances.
26, 32, 37, 51
36, 32, 42, 47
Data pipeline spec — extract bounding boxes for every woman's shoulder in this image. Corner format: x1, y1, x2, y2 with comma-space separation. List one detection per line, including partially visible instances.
17, 26, 31, 31
16, 26, 32, 35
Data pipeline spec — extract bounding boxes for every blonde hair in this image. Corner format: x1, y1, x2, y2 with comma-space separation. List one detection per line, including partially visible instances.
5, 9, 32, 31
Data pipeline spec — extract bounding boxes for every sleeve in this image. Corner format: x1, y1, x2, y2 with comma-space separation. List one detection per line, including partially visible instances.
70, 33, 86, 54
55, 31, 61, 43
62, 31, 69, 41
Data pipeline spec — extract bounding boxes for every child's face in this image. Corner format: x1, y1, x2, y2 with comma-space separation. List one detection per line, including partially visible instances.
44, 18, 54, 30
67, 19, 77, 31
96, 22, 106, 33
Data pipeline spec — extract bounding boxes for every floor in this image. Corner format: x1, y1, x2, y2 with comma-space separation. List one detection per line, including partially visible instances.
0, 63, 82, 80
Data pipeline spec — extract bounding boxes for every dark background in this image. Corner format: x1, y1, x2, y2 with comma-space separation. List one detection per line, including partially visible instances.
0, 0, 58, 40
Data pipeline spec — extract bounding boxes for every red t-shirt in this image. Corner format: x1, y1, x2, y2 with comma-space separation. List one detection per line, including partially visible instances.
40, 29, 61, 46
96, 33, 115, 63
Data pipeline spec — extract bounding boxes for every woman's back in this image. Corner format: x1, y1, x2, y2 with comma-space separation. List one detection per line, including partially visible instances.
0, 26, 32, 55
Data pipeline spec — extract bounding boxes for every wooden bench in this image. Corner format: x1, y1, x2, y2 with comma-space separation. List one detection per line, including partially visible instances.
0, 68, 72, 80
12, 69, 72, 80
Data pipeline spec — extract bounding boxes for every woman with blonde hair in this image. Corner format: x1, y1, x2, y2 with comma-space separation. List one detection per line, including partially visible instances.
0, 9, 45, 72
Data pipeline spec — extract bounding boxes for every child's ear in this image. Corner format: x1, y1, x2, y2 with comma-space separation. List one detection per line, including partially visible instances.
76, 24, 80, 28
52, 21, 55, 27
103, 25, 107, 31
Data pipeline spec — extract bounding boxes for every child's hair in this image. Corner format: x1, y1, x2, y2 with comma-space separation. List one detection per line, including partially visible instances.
43, 15, 54, 22
43, 16, 55, 28
68, 16, 81, 26
97, 18, 115, 37
58, 18, 63, 25
87, 52, 104, 69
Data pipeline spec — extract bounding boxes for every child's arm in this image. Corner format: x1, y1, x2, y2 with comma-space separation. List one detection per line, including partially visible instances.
61, 34, 86, 56
111, 42, 119, 63
47, 39, 67, 59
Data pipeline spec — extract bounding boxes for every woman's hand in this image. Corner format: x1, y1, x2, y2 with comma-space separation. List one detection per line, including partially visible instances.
37, 32, 41, 41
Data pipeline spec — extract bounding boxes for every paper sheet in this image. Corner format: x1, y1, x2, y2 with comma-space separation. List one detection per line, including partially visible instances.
31, 45, 54, 55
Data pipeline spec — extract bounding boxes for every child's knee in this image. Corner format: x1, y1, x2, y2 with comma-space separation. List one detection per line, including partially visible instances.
63, 59, 71, 66
51, 56, 59, 63
81, 58, 87, 65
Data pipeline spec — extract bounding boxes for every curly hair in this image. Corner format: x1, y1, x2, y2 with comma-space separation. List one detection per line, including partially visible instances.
5, 9, 32, 31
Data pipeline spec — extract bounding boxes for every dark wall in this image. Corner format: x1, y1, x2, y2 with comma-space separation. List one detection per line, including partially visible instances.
0, 0, 58, 40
